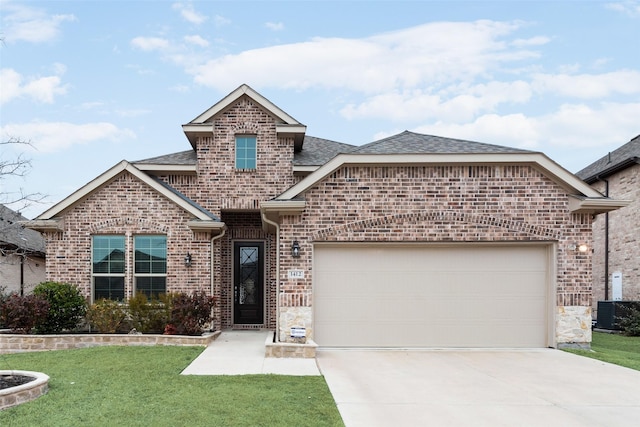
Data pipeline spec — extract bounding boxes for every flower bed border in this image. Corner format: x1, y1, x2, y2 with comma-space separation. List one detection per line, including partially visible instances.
0, 370, 49, 410
0, 331, 220, 354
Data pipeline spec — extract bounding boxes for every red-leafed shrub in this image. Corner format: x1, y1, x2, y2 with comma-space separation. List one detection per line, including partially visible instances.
168, 291, 215, 336
0, 294, 50, 334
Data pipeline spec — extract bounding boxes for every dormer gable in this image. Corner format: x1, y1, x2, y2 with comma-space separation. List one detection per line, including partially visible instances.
182, 84, 307, 151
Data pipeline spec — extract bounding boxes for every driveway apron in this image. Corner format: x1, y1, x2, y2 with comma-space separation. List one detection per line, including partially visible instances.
316, 348, 640, 427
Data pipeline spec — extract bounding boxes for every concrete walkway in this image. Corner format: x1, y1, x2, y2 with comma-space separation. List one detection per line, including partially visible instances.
181, 329, 320, 376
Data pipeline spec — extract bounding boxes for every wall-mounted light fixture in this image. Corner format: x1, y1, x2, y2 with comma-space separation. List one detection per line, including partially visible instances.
291, 240, 301, 258
184, 253, 192, 266
568, 243, 589, 253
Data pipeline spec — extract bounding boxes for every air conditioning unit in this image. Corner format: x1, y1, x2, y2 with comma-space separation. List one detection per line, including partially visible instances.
596, 301, 640, 330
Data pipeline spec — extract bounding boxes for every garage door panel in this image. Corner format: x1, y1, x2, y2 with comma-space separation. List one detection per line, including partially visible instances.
314, 244, 551, 348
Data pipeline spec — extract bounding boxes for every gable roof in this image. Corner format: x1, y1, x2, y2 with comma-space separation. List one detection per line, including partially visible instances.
272, 131, 629, 214
0, 205, 45, 254
576, 134, 640, 183
354, 131, 531, 154
182, 84, 307, 150
27, 161, 223, 233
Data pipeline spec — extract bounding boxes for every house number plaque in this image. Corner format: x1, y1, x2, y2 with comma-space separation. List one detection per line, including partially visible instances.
287, 270, 305, 279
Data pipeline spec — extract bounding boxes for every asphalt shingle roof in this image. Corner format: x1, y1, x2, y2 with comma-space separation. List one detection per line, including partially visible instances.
293, 136, 357, 166
0, 205, 45, 254
353, 131, 532, 155
575, 135, 640, 183
134, 150, 197, 165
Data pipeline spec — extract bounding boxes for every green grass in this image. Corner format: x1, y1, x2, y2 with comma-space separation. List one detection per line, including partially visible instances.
0, 346, 344, 427
564, 331, 640, 371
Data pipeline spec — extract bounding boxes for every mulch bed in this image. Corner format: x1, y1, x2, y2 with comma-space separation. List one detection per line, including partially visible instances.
0, 374, 35, 390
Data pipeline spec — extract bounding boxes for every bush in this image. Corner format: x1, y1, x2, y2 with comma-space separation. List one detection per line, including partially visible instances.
87, 299, 127, 333
127, 293, 171, 333
168, 291, 216, 336
618, 303, 640, 336
33, 281, 87, 333
0, 293, 50, 333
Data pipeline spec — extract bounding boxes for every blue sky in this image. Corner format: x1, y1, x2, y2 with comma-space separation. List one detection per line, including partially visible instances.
1, 0, 639, 219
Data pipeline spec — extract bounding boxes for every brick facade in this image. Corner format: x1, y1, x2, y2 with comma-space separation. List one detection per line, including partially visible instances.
590, 164, 640, 310
32, 85, 622, 346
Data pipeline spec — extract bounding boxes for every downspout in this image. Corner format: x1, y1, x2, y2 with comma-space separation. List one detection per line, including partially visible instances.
261, 210, 280, 343
19, 252, 24, 297
210, 228, 226, 330
598, 176, 610, 301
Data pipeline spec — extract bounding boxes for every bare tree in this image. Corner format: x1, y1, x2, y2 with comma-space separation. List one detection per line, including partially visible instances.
1, 137, 46, 212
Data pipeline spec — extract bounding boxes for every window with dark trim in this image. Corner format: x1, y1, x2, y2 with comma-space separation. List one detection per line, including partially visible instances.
235, 135, 257, 169
92, 235, 126, 301
134, 235, 167, 299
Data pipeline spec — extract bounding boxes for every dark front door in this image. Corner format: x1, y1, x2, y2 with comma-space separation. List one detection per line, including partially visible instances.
233, 242, 264, 324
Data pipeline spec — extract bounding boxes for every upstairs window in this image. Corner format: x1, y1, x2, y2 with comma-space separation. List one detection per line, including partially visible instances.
92, 235, 126, 301
235, 135, 257, 170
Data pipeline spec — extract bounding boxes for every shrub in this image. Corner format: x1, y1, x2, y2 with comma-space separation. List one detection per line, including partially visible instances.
87, 299, 127, 333
33, 281, 87, 333
169, 291, 216, 336
617, 303, 640, 336
0, 293, 50, 333
127, 293, 171, 333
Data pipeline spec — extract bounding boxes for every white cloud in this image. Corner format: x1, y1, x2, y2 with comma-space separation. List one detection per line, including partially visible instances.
131, 36, 171, 51
341, 81, 533, 123
414, 102, 640, 152
184, 35, 209, 47
265, 21, 284, 31
172, 2, 207, 25
605, 1, 640, 17
0, 68, 68, 105
0, 2, 76, 43
213, 14, 231, 27
0, 122, 135, 153
532, 70, 640, 98
190, 20, 538, 93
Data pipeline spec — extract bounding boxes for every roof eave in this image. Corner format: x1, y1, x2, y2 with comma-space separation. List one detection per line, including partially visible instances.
186, 220, 226, 235
568, 196, 632, 214
22, 219, 64, 233
134, 163, 198, 175
582, 157, 640, 183
259, 200, 306, 233
276, 152, 605, 200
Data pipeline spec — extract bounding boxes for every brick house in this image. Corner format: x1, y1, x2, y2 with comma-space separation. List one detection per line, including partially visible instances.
576, 135, 639, 316
26, 84, 627, 348
0, 205, 46, 295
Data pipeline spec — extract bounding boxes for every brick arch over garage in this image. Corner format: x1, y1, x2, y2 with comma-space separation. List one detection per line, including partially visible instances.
311, 210, 561, 242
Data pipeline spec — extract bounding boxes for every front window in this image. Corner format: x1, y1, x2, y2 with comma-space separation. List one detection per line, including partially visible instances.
92, 235, 126, 301
134, 235, 167, 299
235, 135, 257, 169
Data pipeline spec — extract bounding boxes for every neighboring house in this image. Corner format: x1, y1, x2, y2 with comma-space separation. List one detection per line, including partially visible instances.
0, 205, 46, 295
576, 135, 639, 316
25, 84, 627, 348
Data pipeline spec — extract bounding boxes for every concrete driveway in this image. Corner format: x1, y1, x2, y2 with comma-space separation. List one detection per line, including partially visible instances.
316, 348, 640, 427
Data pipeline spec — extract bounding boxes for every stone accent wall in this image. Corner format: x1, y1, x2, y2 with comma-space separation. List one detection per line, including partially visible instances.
278, 164, 593, 345
591, 164, 640, 314
0, 370, 49, 410
556, 306, 592, 346
0, 332, 219, 354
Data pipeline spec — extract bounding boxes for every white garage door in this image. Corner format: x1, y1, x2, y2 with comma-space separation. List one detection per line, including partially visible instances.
313, 244, 552, 348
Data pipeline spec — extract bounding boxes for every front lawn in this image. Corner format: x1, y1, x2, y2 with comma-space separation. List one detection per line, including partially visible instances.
0, 346, 343, 427
564, 331, 640, 371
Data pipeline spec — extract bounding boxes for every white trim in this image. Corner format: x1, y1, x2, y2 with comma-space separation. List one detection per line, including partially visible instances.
36, 160, 214, 221
277, 152, 609, 200
189, 84, 301, 125
135, 164, 197, 174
